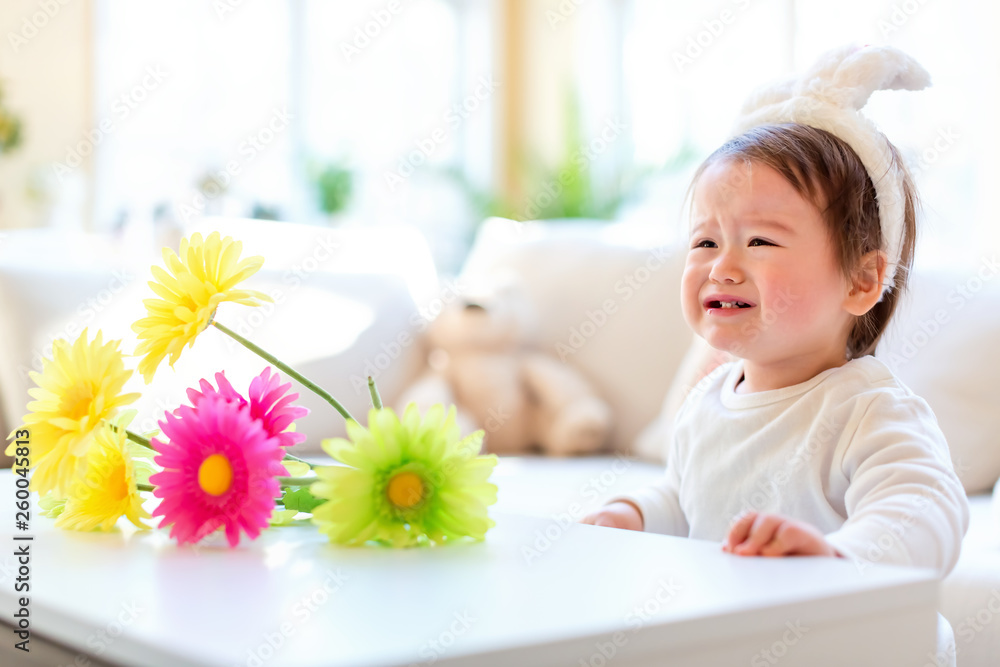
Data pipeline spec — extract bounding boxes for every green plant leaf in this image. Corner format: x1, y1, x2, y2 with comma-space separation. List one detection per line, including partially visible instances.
281, 486, 325, 513
38, 493, 66, 518
269, 509, 299, 526
283, 460, 311, 477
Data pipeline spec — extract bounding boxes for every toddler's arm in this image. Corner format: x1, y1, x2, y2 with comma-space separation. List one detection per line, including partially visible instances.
580, 500, 644, 530
582, 431, 690, 536
824, 392, 970, 577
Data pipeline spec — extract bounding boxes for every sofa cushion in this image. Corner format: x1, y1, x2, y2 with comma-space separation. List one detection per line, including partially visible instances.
878, 266, 1000, 494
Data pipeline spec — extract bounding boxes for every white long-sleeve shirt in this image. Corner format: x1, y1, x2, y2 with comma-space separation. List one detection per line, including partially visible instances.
611, 355, 970, 577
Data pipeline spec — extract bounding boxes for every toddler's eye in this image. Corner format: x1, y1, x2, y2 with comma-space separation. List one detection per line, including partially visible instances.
749, 238, 774, 247
693, 240, 716, 249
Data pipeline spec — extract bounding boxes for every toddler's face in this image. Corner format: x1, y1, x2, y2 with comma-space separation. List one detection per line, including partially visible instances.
682, 159, 854, 363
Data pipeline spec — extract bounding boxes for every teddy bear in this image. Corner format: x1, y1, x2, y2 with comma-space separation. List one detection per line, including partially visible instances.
395, 286, 612, 456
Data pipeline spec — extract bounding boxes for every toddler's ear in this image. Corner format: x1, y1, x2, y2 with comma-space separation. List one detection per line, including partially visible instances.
844, 250, 888, 316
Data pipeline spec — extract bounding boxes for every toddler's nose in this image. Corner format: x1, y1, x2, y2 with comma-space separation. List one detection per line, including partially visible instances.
709, 250, 744, 283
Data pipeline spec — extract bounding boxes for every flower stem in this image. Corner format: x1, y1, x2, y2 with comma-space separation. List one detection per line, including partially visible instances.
137, 483, 155, 493
283, 452, 316, 469
278, 476, 316, 487
126, 430, 154, 451
212, 320, 356, 424
367, 375, 382, 409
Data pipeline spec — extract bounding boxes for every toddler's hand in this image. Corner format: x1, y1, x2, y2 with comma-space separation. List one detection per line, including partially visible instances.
723, 511, 839, 557
580, 501, 644, 531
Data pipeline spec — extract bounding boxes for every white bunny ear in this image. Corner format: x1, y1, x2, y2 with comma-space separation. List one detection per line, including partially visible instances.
738, 76, 797, 117
736, 45, 930, 119
810, 44, 931, 110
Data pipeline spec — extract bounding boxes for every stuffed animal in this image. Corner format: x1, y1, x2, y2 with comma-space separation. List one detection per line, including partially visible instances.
395, 288, 612, 456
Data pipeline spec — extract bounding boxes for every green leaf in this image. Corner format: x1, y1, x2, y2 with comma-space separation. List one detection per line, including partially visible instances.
283, 460, 311, 477
111, 409, 138, 430
269, 509, 299, 526
127, 440, 156, 460
131, 457, 158, 487
281, 487, 325, 513
38, 493, 66, 518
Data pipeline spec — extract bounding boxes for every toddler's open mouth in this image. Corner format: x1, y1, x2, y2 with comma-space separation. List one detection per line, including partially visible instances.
706, 300, 753, 309
703, 295, 756, 311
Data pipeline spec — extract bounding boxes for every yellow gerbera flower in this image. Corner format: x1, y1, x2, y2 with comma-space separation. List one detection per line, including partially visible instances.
4, 330, 140, 497
131, 231, 272, 383
312, 404, 498, 547
56, 424, 152, 532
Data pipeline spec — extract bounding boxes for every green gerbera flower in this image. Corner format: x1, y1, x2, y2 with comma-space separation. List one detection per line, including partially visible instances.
312, 404, 498, 547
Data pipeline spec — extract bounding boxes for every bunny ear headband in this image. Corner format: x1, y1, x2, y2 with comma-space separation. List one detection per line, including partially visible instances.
730, 44, 930, 300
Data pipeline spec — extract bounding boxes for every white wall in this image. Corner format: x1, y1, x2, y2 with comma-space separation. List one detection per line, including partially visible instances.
0, 0, 92, 232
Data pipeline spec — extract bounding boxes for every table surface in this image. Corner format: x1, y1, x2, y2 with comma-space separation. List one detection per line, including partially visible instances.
0, 470, 939, 667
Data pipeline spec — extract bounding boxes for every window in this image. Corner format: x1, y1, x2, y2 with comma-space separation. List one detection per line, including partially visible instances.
93, 0, 494, 272
574, 0, 997, 264
90, 0, 998, 270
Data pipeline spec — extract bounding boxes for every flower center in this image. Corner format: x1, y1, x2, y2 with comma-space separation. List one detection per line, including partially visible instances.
198, 454, 233, 496
386, 472, 425, 509
107, 461, 129, 501
62, 384, 95, 421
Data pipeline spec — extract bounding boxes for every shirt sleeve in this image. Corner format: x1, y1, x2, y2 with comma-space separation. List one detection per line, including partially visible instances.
824, 391, 970, 578
605, 403, 691, 537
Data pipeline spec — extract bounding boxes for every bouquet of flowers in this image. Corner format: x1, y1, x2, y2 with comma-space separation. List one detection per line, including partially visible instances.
6, 232, 499, 548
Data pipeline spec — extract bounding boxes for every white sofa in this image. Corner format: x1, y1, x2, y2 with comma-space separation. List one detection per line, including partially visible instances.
1, 218, 998, 666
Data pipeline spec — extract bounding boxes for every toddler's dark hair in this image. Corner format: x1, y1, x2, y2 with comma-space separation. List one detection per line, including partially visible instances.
688, 123, 917, 359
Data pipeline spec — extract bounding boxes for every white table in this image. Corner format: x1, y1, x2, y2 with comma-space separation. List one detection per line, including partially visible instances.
0, 471, 938, 667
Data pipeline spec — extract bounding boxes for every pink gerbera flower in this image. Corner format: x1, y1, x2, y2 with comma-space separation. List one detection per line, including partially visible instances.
247, 367, 308, 448
186, 368, 308, 448
150, 394, 287, 547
